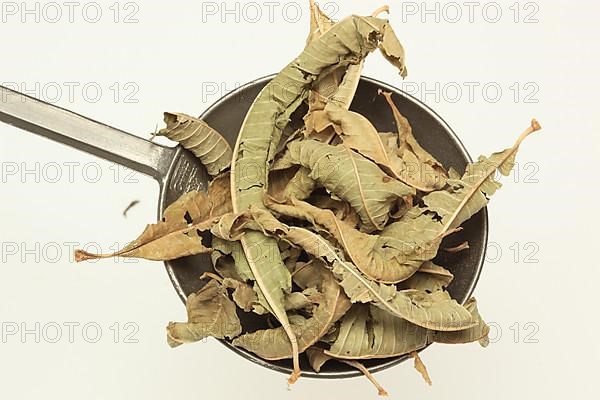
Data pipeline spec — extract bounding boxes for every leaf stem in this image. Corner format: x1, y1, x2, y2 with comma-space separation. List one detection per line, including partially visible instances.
341, 360, 389, 396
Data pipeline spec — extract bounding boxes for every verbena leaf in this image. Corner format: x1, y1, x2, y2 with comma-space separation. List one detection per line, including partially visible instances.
75, 175, 231, 261
158, 112, 232, 177
211, 237, 253, 282
378, 22, 408, 78
281, 139, 415, 231
401, 262, 454, 292
380, 91, 448, 191
266, 197, 433, 283
166, 279, 241, 347
232, 260, 351, 360
230, 15, 408, 382
236, 207, 476, 331
222, 277, 267, 314
305, 0, 335, 46
423, 119, 542, 234
324, 297, 487, 359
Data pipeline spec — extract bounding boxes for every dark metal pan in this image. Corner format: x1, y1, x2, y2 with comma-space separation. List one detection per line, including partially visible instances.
0, 75, 487, 378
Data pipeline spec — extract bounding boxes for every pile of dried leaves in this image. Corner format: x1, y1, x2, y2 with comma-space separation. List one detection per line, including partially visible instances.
75, 2, 541, 395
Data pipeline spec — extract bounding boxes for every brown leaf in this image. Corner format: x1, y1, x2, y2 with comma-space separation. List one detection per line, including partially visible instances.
380, 91, 449, 191
280, 139, 415, 231
232, 261, 351, 360
166, 279, 241, 347
75, 185, 230, 261
266, 197, 433, 283
238, 207, 476, 331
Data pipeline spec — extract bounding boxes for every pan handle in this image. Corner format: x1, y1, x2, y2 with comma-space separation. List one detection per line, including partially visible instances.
0, 85, 175, 182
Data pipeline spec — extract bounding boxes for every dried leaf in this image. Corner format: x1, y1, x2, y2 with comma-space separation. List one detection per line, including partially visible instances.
380, 91, 448, 191
425, 119, 542, 235
232, 261, 351, 360
325, 297, 487, 359
239, 207, 476, 331
75, 186, 230, 261
430, 298, 490, 344
280, 139, 415, 231
401, 262, 454, 292
166, 279, 241, 347
306, 347, 331, 372
221, 277, 266, 314
305, 0, 335, 46
378, 22, 408, 78
230, 15, 403, 382
324, 103, 395, 169
266, 197, 433, 283
157, 112, 232, 177
309, 194, 361, 227
211, 237, 253, 282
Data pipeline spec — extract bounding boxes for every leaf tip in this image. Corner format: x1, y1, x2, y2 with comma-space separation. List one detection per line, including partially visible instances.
371, 5, 390, 17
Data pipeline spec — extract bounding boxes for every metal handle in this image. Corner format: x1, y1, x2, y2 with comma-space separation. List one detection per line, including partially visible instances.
0, 85, 176, 181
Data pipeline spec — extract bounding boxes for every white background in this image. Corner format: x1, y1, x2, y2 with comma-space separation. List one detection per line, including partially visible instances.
0, 0, 597, 399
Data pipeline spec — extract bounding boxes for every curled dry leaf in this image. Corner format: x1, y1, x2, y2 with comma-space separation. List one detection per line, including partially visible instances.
291, 4, 408, 203
280, 139, 415, 231
266, 197, 438, 283
231, 15, 406, 383
426, 119, 542, 235
238, 207, 476, 331
232, 260, 351, 360
378, 22, 408, 78
221, 277, 267, 314
166, 279, 241, 347
211, 237, 253, 282
380, 91, 449, 191
75, 178, 231, 261
401, 262, 454, 292
157, 112, 232, 177
325, 297, 487, 359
